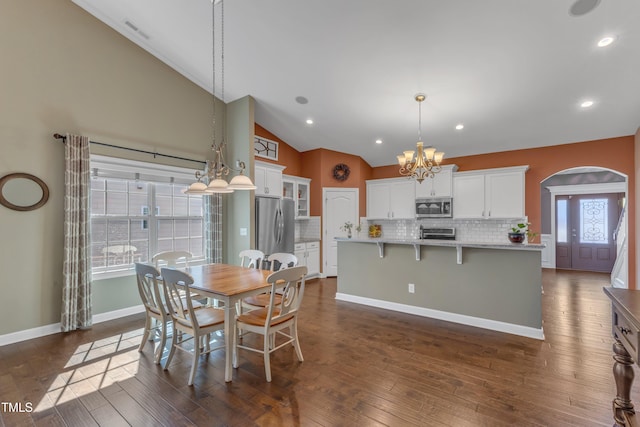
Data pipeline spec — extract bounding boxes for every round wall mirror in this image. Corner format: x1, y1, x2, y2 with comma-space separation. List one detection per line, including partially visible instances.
0, 173, 50, 211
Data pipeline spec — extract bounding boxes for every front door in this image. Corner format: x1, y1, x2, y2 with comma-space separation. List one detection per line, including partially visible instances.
556, 193, 622, 272
323, 188, 358, 277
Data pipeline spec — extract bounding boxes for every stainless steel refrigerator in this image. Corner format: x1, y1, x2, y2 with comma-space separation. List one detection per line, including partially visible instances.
255, 196, 295, 256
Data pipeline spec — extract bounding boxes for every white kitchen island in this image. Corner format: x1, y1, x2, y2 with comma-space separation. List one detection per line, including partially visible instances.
336, 237, 545, 339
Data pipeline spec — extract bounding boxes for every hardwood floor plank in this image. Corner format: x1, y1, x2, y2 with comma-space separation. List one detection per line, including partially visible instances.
2, 270, 638, 426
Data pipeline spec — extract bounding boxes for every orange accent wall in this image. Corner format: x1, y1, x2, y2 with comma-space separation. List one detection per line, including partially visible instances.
255, 123, 372, 217
255, 124, 302, 176
301, 148, 372, 218
372, 136, 636, 288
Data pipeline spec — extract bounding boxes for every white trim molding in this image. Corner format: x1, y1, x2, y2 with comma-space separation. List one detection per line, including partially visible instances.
335, 293, 545, 340
0, 305, 145, 347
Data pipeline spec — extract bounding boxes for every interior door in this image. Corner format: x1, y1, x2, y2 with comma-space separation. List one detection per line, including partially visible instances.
556, 193, 621, 272
323, 188, 358, 277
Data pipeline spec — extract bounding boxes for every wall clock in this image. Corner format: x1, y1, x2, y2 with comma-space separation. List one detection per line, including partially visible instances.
332, 163, 350, 182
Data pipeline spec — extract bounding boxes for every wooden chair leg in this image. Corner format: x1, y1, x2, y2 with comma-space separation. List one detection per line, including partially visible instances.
139, 316, 151, 352
163, 329, 178, 370
263, 334, 272, 382
154, 320, 167, 364
188, 337, 200, 386
291, 322, 303, 362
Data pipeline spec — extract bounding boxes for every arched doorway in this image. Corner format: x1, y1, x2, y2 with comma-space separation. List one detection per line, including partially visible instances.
540, 167, 628, 287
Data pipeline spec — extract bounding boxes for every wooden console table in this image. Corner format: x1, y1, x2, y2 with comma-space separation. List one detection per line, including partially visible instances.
604, 287, 640, 427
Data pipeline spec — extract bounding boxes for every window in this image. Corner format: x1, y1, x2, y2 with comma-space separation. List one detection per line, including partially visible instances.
579, 198, 608, 244
254, 136, 279, 160
556, 199, 568, 243
90, 155, 205, 278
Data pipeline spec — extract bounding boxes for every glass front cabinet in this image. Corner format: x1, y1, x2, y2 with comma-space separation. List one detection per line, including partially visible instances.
283, 175, 311, 219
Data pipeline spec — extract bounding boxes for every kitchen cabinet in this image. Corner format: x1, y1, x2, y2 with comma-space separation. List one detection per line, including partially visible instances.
366, 178, 415, 219
283, 175, 311, 219
414, 164, 458, 198
452, 166, 528, 219
255, 161, 285, 197
294, 241, 320, 277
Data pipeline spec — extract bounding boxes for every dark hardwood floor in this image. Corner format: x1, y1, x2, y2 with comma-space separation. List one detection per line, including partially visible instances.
1, 269, 635, 426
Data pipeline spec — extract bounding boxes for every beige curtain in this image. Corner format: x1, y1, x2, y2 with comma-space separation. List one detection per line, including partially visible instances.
61, 134, 92, 332
204, 193, 223, 263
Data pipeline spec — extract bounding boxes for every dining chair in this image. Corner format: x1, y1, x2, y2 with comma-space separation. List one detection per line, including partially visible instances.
152, 250, 193, 268
161, 267, 225, 386
242, 252, 297, 310
134, 263, 168, 364
153, 250, 205, 302
233, 265, 307, 382
266, 252, 298, 272
239, 249, 265, 269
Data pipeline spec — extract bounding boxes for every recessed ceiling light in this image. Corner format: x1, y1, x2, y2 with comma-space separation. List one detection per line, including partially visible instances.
455, 124, 464, 130
597, 36, 615, 47
375, 139, 383, 144
580, 100, 594, 108
306, 119, 314, 125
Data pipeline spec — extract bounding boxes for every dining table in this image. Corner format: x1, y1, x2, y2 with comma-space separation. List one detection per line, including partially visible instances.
186, 263, 271, 382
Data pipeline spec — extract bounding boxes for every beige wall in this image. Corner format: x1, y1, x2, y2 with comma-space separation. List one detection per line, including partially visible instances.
0, 0, 217, 335
636, 127, 640, 289
224, 96, 255, 263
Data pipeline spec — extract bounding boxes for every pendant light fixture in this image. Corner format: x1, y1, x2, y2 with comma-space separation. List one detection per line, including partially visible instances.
397, 94, 445, 183
185, 0, 256, 195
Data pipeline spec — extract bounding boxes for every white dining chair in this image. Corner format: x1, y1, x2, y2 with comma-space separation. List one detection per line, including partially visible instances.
152, 250, 193, 268
242, 252, 297, 310
233, 266, 308, 382
266, 252, 298, 272
239, 249, 265, 269
161, 267, 225, 386
134, 263, 168, 364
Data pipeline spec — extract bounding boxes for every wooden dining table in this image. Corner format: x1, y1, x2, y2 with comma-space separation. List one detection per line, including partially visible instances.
186, 263, 271, 382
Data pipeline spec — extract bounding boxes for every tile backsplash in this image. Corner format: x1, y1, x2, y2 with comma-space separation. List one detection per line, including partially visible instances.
360, 217, 529, 243
295, 216, 321, 241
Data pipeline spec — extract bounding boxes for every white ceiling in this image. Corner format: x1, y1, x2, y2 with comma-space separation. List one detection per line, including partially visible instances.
72, 0, 640, 167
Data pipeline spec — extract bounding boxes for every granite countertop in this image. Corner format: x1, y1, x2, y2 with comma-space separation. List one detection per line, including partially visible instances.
295, 238, 321, 244
335, 237, 545, 251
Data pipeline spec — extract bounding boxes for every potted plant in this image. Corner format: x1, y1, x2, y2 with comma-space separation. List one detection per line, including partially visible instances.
508, 222, 537, 244
341, 221, 356, 238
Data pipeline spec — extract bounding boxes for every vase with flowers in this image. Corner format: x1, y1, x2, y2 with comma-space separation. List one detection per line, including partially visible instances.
341, 221, 361, 239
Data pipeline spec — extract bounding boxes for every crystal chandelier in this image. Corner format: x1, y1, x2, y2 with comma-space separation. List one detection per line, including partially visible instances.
397, 94, 445, 183
185, 0, 255, 195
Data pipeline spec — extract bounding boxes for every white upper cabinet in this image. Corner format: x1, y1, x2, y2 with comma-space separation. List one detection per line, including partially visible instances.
414, 164, 459, 198
283, 174, 311, 219
366, 178, 415, 219
452, 166, 528, 219
255, 161, 285, 197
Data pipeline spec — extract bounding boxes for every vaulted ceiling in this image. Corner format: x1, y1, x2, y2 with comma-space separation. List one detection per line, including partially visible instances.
72, 0, 640, 166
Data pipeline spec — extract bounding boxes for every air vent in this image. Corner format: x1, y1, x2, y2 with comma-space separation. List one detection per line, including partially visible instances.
123, 19, 150, 40
124, 20, 138, 31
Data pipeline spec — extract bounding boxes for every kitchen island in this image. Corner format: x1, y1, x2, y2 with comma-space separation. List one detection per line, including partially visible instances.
336, 238, 545, 339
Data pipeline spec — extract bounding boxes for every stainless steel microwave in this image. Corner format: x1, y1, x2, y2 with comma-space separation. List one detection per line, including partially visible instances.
415, 197, 452, 218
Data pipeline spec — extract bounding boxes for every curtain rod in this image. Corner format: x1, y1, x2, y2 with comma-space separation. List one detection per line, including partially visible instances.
53, 133, 207, 166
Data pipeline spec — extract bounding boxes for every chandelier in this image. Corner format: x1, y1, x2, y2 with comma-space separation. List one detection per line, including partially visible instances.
397, 94, 444, 183
185, 0, 255, 195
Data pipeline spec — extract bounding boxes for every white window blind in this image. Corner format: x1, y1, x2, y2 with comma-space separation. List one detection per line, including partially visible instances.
90, 155, 205, 278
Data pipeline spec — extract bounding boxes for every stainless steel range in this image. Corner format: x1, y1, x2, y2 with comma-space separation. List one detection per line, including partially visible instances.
419, 226, 456, 240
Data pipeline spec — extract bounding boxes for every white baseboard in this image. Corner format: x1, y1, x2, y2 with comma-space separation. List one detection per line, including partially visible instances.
335, 293, 545, 340
612, 277, 627, 288
0, 305, 145, 347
